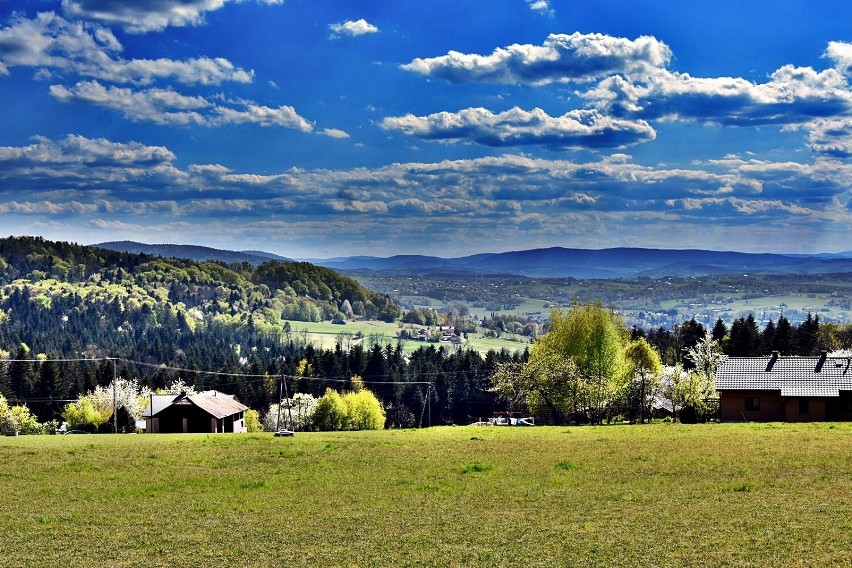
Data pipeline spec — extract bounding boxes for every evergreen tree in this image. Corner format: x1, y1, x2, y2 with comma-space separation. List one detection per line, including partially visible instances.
726, 315, 760, 356
8, 345, 36, 402
774, 316, 795, 355
711, 318, 727, 342
797, 313, 820, 355
761, 319, 776, 355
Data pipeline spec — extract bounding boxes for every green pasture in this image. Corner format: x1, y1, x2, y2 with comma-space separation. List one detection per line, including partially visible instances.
285, 319, 401, 350
464, 334, 529, 354
287, 319, 528, 354
2, 423, 851, 567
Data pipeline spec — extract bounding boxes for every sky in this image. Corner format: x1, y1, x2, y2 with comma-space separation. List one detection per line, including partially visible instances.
0, 1, 851, 259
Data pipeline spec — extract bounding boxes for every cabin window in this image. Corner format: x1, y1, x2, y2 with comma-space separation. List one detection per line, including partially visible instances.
799, 398, 810, 414
745, 397, 760, 411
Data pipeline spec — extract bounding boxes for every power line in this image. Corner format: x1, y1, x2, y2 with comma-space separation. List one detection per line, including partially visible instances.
0, 355, 438, 387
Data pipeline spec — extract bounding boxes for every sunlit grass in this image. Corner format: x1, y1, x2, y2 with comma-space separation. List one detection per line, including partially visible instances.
2, 423, 851, 566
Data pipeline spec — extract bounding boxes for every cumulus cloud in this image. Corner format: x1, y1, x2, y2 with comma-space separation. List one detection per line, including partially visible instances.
826, 41, 852, 75
585, 65, 852, 127
0, 12, 253, 85
382, 106, 656, 149
50, 81, 210, 125
0, 134, 175, 167
62, 0, 283, 33
329, 19, 379, 39
50, 80, 314, 131
401, 33, 852, 152
526, 0, 555, 17
401, 32, 671, 85
805, 119, 852, 157
212, 103, 314, 130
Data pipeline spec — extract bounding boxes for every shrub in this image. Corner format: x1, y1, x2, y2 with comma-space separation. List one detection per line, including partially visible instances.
115, 406, 135, 433
244, 409, 263, 433
343, 389, 385, 430
62, 399, 105, 430
312, 389, 349, 431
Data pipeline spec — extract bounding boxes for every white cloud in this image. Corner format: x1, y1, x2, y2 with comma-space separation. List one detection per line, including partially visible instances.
526, 0, 555, 17
320, 128, 351, 139
382, 106, 656, 149
62, 0, 283, 33
826, 41, 852, 76
402, 32, 671, 85
212, 103, 314, 131
329, 19, 379, 39
0, 13, 253, 85
586, 64, 852, 127
805, 118, 852, 157
50, 80, 314, 131
50, 81, 211, 125
0, 134, 175, 166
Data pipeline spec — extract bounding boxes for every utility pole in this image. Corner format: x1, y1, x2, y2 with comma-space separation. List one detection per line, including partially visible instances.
276, 375, 283, 431
112, 358, 118, 434
282, 375, 294, 431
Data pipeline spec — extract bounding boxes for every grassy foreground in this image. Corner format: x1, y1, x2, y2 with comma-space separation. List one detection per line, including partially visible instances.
2, 423, 851, 567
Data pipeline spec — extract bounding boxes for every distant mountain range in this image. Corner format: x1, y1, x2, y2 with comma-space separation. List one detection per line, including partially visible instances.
306, 247, 852, 279
95, 241, 852, 279
96, 241, 292, 266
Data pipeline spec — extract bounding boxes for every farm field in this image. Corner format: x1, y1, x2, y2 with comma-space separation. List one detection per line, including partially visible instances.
2, 424, 851, 567
288, 320, 528, 354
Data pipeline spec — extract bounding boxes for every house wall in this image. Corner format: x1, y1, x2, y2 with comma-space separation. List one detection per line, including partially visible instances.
156, 405, 217, 433
785, 398, 826, 422
826, 391, 852, 421
720, 390, 784, 422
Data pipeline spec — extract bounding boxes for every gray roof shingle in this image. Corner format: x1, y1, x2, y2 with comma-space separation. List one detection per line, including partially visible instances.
143, 391, 248, 419
716, 355, 852, 397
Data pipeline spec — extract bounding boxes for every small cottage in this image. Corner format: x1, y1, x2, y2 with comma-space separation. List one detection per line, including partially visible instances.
143, 390, 248, 433
716, 352, 852, 422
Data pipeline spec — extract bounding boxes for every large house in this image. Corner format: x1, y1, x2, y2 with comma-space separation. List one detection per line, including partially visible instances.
716, 352, 852, 422
143, 390, 248, 433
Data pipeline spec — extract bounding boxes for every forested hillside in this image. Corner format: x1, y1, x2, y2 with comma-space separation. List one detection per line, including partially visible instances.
0, 236, 393, 382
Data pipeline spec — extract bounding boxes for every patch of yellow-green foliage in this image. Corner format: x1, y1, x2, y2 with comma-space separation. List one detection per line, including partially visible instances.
1, 423, 851, 567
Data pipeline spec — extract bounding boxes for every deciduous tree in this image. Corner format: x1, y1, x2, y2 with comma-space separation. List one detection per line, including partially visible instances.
625, 338, 662, 423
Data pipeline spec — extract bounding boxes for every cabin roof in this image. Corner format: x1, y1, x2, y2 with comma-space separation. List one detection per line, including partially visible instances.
716, 354, 852, 397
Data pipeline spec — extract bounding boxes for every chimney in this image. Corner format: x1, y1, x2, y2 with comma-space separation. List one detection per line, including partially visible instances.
766, 351, 779, 372
816, 351, 828, 373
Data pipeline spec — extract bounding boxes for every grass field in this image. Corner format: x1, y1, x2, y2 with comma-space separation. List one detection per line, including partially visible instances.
3, 424, 851, 567
288, 320, 528, 354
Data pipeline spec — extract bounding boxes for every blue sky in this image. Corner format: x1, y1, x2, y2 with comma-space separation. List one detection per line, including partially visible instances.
0, 1, 851, 258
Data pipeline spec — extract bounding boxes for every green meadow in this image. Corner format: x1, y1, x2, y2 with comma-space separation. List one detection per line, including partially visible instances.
2, 424, 851, 567
286, 319, 528, 354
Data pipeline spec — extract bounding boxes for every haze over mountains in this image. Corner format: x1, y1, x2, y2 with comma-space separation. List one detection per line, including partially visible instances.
96, 241, 852, 279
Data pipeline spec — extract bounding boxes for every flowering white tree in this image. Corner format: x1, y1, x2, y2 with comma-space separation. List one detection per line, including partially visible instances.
262, 393, 317, 431
164, 378, 197, 396
684, 331, 724, 393
64, 377, 150, 429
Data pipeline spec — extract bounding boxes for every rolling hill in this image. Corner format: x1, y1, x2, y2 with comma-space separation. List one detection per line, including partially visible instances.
310, 247, 852, 279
